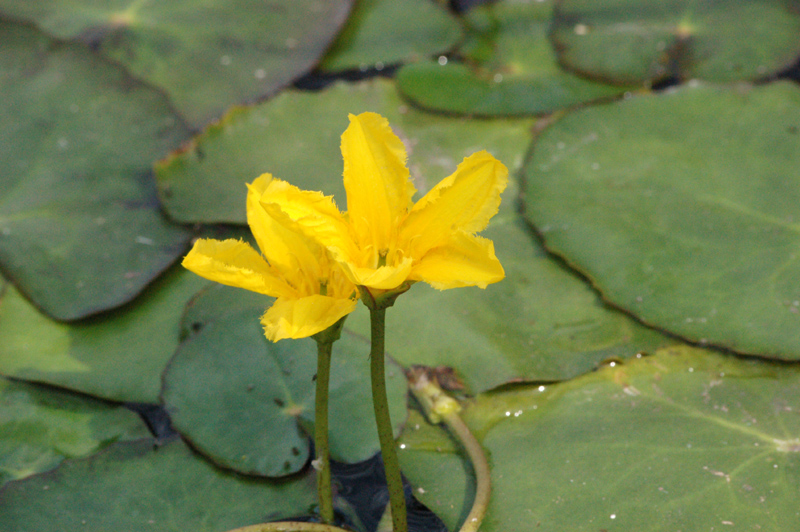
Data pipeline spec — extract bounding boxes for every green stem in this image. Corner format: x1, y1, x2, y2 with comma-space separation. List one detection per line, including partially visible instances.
369, 306, 408, 532
407, 368, 491, 532
313, 338, 334, 525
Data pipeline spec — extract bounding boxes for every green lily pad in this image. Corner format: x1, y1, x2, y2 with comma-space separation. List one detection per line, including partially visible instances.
0, 0, 355, 128
395, 0, 631, 116
319, 0, 462, 72
0, 438, 319, 531
400, 346, 800, 531
0, 20, 190, 321
162, 284, 407, 477
156, 77, 536, 223
0, 267, 208, 404
0, 377, 149, 487
523, 81, 800, 360
551, 0, 800, 84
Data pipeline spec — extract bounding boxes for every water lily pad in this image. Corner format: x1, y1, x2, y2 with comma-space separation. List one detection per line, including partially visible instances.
0, 377, 149, 487
0, 267, 208, 404
319, 0, 462, 72
0, 20, 190, 321
0, 0, 354, 128
156, 78, 535, 223
523, 81, 800, 360
162, 284, 407, 477
551, 0, 800, 84
0, 438, 319, 531
399, 346, 800, 531
396, 0, 630, 116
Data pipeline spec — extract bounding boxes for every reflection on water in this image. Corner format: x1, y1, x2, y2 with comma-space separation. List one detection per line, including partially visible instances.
333, 453, 448, 532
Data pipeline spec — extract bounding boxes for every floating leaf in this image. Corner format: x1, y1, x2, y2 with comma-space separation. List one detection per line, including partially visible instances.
0, 377, 149, 487
523, 81, 800, 360
396, 0, 630, 116
0, 0, 355, 127
319, 0, 462, 72
0, 267, 208, 404
0, 21, 190, 321
0, 438, 318, 531
162, 284, 407, 477
551, 0, 800, 84
400, 346, 800, 531
156, 78, 535, 223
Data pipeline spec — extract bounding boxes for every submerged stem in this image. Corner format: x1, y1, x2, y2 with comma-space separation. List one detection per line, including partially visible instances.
369, 306, 408, 532
442, 411, 491, 532
408, 368, 491, 532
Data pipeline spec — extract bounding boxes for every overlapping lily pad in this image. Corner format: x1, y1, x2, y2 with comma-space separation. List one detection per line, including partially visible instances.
551, 0, 800, 84
162, 284, 407, 477
399, 346, 800, 531
319, 0, 462, 72
0, 0, 355, 127
396, 0, 630, 116
156, 78, 535, 223
0, 377, 149, 487
0, 267, 208, 404
0, 21, 190, 321
523, 81, 800, 360
0, 438, 319, 531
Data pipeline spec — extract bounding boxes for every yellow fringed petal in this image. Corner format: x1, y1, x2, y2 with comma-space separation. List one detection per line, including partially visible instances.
245, 174, 275, 261
401, 151, 508, 258
260, 177, 357, 266
183, 113, 509, 330
181, 238, 296, 298
261, 295, 358, 341
341, 112, 415, 251
246, 174, 322, 284
409, 232, 505, 289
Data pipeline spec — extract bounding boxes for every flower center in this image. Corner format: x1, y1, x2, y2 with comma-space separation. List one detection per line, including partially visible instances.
377, 249, 389, 268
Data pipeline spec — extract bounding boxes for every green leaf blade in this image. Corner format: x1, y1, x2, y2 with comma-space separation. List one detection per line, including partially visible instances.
0, 439, 319, 531
0, 20, 191, 321
0, 0, 355, 127
523, 81, 800, 360
400, 347, 800, 531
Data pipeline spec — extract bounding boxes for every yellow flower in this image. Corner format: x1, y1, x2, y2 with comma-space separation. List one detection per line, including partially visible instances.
260, 112, 508, 294
181, 174, 357, 341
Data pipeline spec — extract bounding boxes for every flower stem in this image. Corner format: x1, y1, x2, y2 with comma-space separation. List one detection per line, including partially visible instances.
311, 317, 347, 525
369, 306, 408, 532
313, 338, 334, 525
